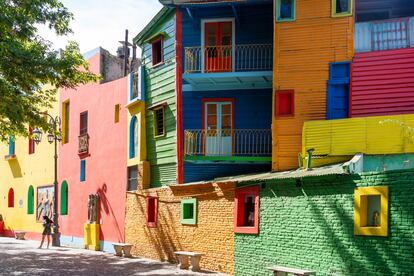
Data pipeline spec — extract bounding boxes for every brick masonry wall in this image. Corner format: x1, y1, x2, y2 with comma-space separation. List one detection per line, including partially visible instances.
125, 182, 235, 274
235, 170, 414, 276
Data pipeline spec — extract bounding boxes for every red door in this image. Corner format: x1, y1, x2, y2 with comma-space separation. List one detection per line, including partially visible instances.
204, 22, 232, 72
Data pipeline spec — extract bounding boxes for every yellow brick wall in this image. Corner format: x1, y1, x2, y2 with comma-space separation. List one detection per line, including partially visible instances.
272, 0, 354, 171
125, 182, 234, 274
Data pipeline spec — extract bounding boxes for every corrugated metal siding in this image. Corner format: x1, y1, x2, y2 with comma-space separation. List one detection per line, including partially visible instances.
184, 163, 270, 183
302, 114, 414, 166
272, 0, 354, 171
351, 48, 414, 117
142, 11, 177, 187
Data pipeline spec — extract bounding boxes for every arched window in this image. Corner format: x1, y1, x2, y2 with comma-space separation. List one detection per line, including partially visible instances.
129, 116, 139, 159
60, 181, 68, 215
8, 188, 14, 208
27, 186, 34, 214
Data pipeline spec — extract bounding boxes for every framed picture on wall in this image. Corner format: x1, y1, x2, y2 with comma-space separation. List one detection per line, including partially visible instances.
36, 185, 55, 222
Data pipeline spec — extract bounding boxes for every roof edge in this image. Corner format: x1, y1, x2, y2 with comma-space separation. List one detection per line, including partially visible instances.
134, 7, 174, 46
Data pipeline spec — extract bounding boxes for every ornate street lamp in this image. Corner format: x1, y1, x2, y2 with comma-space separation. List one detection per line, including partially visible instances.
33, 114, 62, 247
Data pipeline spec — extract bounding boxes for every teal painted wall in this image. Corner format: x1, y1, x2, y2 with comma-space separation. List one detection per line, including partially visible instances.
363, 153, 414, 172
140, 10, 177, 187
235, 170, 414, 275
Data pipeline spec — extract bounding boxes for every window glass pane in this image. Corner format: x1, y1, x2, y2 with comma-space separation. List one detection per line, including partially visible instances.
183, 203, 194, 219
280, 0, 293, 19
134, 119, 139, 157
336, 0, 349, 13
366, 195, 381, 227
221, 22, 232, 46
80, 112, 88, 135
243, 195, 255, 226
127, 166, 138, 191
154, 108, 164, 136
206, 23, 217, 46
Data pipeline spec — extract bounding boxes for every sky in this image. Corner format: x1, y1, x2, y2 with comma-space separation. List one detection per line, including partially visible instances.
37, 0, 163, 55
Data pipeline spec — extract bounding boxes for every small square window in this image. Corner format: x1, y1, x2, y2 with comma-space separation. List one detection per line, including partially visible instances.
332, 0, 352, 17
153, 107, 165, 137
181, 198, 197, 225
276, 0, 296, 22
275, 90, 294, 117
114, 104, 120, 123
234, 186, 259, 234
152, 37, 163, 66
354, 186, 388, 237
147, 197, 158, 228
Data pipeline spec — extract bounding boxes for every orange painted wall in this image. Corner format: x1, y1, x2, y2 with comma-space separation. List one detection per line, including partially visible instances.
272, 0, 354, 171
125, 182, 234, 274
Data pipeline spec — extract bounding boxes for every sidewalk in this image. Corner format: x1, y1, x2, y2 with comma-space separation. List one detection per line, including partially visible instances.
0, 237, 227, 276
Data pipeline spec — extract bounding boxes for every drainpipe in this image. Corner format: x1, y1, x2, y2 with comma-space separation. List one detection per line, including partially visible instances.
306, 148, 315, 171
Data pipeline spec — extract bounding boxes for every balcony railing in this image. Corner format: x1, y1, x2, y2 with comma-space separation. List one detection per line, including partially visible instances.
184, 44, 273, 73
78, 133, 89, 154
355, 17, 414, 52
184, 129, 271, 158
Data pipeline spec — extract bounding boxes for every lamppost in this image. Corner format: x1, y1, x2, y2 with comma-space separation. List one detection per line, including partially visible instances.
32, 113, 62, 247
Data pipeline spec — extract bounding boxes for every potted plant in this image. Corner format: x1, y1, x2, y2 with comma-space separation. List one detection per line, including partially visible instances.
0, 214, 4, 234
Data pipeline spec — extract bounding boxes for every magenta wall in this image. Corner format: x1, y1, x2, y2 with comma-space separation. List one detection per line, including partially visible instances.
351, 48, 414, 117
58, 51, 128, 244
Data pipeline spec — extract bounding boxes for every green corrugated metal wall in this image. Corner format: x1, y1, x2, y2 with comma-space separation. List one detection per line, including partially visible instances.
141, 10, 177, 187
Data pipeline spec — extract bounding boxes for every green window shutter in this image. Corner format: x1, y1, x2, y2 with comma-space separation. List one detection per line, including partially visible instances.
27, 186, 34, 214
180, 198, 197, 225
60, 181, 68, 215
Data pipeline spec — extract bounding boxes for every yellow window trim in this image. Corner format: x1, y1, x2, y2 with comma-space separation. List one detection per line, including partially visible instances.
61, 100, 70, 144
331, 0, 353, 18
354, 186, 388, 237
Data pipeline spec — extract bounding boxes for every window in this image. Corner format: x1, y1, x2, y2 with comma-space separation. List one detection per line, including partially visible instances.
275, 90, 294, 117
80, 111, 88, 135
153, 107, 165, 137
80, 160, 86, 182
234, 186, 259, 234
27, 186, 34, 214
276, 0, 296, 22
8, 136, 15, 156
151, 37, 163, 66
327, 62, 350, 120
8, 188, 14, 208
29, 127, 35, 154
181, 198, 197, 225
62, 101, 70, 143
127, 166, 138, 191
60, 181, 68, 215
129, 116, 139, 159
332, 0, 352, 17
147, 197, 158, 227
114, 104, 120, 123
354, 186, 388, 237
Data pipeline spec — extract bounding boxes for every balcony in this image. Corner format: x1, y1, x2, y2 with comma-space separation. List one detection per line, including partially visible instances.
78, 133, 89, 154
355, 17, 414, 53
183, 44, 273, 91
184, 129, 271, 163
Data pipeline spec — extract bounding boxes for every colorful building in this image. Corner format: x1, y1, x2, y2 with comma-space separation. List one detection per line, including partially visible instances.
58, 47, 128, 251
0, 89, 59, 240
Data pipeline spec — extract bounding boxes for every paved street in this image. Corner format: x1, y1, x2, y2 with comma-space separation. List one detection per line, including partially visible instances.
0, 237, 226, 276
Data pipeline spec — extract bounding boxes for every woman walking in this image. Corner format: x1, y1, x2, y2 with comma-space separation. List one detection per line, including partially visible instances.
38, 215, 53, 249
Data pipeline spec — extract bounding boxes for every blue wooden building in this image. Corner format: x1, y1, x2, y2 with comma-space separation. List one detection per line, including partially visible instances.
161, 0, 274, 183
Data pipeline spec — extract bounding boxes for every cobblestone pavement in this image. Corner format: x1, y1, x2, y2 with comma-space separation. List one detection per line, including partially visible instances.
0, 237, 227, 276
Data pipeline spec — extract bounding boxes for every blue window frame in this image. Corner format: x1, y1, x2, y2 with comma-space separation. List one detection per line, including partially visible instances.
80, 160, 86, 182
8, 136, 15, 155
276, 0, 296, 22
129, 116, 138, 159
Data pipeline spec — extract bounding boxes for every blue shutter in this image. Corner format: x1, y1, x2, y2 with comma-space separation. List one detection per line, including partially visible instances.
8, 136, 15, 155
129, 116, 137, 159
138, 65, 145, 101
327, 62, 350, 120
80, 160, 86, 182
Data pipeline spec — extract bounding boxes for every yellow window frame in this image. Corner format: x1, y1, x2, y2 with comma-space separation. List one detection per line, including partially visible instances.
331, 0, 353, 17
153, 106, 165, 138
354, 186, 388, 237
61, 100, 70, 144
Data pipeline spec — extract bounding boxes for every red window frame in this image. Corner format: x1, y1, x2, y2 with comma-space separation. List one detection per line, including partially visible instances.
275, 90, 295, 117
8, 188, 14, 208
146, 196, 158, 228
151, 37, 164, 66
234, 185, 259, 234
28, 127, 35, 155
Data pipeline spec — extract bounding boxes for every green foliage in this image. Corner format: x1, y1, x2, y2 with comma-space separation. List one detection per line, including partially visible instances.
0, 0, 98, 140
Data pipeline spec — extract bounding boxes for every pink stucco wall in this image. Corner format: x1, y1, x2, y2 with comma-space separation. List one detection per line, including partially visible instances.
58, 50, 128, 244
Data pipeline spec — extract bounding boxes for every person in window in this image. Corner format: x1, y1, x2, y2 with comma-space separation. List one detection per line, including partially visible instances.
244, 196, 255, 227
38, 216, 53, 249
